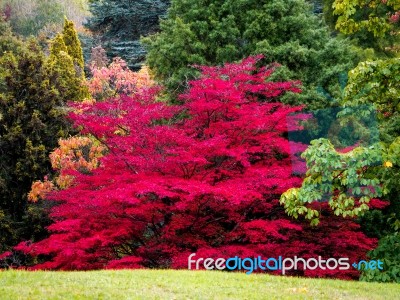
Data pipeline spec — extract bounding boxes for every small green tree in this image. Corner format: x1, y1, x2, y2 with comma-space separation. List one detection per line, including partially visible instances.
281, 57, 400, 224
47, 19, 90, 101
48, 33, 88, 101
339, 57, 400, 283
62, 17, 84, 69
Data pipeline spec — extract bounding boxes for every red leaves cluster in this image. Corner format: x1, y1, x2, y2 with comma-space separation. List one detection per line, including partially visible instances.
14, 56, 377, 278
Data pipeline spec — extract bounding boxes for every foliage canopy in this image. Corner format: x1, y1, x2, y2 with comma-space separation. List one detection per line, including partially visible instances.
144, 0, 358, 107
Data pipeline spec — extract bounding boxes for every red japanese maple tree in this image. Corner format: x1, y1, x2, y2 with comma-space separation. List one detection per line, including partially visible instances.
13, 56, 377, 278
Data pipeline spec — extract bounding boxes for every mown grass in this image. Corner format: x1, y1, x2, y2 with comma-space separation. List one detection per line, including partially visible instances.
0, 270, 399, 299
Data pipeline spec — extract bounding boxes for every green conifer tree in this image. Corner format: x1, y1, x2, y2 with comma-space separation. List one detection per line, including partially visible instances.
144, 0, 359, 108
47, 19, 90, 101
0, 38, 72, 253
48, 33, 87, 101
62, 17, 85, 69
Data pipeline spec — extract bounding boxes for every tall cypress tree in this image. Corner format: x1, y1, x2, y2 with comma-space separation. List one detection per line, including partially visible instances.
48, 19, 90, 101
47, 33, 89, 101
62, 18, 85, 70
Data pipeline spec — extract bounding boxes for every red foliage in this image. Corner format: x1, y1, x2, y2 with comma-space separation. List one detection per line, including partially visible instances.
0, 251, 12, 260
14, 56, 377, 278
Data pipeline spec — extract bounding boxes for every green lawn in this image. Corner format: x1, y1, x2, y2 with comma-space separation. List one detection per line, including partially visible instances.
0, 270, 399, 300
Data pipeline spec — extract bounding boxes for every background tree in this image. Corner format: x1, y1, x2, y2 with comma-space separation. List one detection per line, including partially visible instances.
87, 57, 155, 101
0, 13, 22, 54
47, 35, 88, 102
62, 18, 85, 69
85, 0, 170, 70
144, 0, 359, 107
322, 0, 338, 30
0, 0, 89, 37
332, 0, 400, 56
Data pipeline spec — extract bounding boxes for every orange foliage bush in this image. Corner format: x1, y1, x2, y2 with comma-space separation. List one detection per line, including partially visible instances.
28, 136, 106, 202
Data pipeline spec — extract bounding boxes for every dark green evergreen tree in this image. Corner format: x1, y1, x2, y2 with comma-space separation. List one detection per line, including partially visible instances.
85, 0, 170, 70
144, 0, 359, 108
0, 20, 76, 254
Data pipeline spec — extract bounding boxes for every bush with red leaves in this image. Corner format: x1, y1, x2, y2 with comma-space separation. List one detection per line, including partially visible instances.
12, 56, 377, 279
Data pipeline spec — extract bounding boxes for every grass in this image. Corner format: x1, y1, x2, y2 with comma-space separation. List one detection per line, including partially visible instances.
0, 270, 399, 300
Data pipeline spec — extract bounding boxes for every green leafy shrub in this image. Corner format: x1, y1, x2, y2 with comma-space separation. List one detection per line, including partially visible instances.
361, 233, 400, 283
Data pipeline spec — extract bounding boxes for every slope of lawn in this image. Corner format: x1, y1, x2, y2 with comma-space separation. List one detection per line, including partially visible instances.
0, 270, 399, 299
